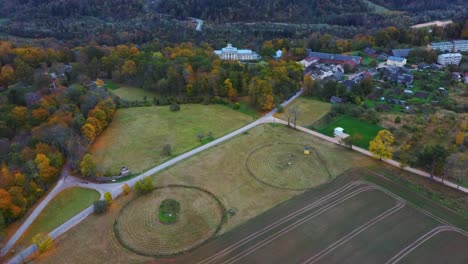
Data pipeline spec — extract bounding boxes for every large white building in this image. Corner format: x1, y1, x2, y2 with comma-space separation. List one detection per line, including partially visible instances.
214, 43, 260, 61
429, 40, 468, 52
437, 53, 462, 66
386, 56, 407, 67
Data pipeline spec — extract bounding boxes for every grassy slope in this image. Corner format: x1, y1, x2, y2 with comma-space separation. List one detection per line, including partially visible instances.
276, 97, 331, 126
16, 188, 99, 248
361, 0, 390, 13
111, 86, 159, 101
316, 116, 384, 148
90, 104, 253, 175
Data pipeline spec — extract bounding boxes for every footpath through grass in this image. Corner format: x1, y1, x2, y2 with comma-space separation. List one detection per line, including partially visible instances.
16, 187, 99, 248
316, 116, 383, 148
275, 97, 331, 126
91, 104, 253, 176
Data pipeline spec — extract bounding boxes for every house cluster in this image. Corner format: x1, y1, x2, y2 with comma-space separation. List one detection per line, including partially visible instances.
303, 63, 344, 81
214, 43, 260, 61
428, 40, 468, 52
379, 66, 414, 86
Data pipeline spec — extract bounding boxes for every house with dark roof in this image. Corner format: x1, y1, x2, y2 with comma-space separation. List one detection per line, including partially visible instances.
307, 50, 362, 65
330, 96, 345, 104
391, 49, 412, 58
364, 47, 377, 57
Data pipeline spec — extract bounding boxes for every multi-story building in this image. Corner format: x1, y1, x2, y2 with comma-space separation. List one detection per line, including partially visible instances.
214, 43, 260, 61
386, 56, 407, 67
437, 53, 462, 66
453, 40, 468, 52
428, 40, 468, 52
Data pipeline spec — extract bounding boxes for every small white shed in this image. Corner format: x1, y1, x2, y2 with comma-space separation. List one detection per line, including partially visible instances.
334, 127, 344, 137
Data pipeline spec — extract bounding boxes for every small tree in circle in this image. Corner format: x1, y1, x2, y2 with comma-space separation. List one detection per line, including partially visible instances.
159, 199, 180, 224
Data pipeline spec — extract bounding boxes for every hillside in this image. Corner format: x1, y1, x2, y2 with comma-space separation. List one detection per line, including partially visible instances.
155, 0, 370, 23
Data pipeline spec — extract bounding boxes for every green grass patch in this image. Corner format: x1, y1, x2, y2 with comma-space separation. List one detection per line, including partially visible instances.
111, 86, 159, 101
361, 0, 390, 13
316, 116, 383, 148
104, 81, 121, 90
91, 104, 253, 176
276, 97, 331, 126
17, 187, 99, 247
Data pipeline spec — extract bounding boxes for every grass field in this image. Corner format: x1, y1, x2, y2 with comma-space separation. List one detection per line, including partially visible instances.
15, 188, 99, 248
111, 86, 159, 101
275, 97, 331, 126
316, 116, 384, 148
90, 104, 253, 176
34, 124, 375, 263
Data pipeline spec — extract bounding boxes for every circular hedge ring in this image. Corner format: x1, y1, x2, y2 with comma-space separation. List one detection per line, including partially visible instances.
114, 185, 224, 257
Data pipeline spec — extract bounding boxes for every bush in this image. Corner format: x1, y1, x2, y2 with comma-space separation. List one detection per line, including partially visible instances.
170, 103, 180, 112
395, 116, 401, 123
32, 233, 54, 253
93, 200, 108, 214
159, 199, 180, 224
134, 177, 153, 193
122, 183, 131, 195
162, 144, 172, 156
104, 192, 112, 204
277, 105, 284, 113
233, 102, 240, 110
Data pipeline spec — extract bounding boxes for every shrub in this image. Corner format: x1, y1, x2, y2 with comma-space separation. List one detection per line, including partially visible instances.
162, 144, 172, 156
277, 105, 284, 113
32, 233, 54, 253
170, 103, 180, 112
134, 177, 153, 193
394, 116, 401, 123
159, 199, 180, 224
104, 192, 112, 205
122, 183, 131, 195
93, 200, 108, 214
233, 102, 240, 110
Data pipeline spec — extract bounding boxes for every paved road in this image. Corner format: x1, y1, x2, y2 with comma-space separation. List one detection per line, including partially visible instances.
3, 90, 302, 262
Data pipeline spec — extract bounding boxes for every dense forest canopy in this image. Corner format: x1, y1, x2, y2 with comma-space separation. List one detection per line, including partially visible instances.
370, 0, 466, 11
155, 0, 369, 23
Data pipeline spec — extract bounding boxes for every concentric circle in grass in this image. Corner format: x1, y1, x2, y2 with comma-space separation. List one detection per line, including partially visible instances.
246, 143, 331, 190
115, 186, 223, 256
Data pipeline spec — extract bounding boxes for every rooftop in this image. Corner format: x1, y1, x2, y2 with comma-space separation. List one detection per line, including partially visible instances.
392, 49, 412, 58
388, 56, 406, 62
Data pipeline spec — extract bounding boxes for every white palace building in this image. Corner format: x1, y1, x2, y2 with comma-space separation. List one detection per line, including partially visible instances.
214, 43, 260, 61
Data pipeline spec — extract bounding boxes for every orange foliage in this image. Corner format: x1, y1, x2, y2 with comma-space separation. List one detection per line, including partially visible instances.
31, 108, 50, 122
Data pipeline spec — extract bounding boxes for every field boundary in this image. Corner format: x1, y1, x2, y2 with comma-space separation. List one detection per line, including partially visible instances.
113, 185, 226, 257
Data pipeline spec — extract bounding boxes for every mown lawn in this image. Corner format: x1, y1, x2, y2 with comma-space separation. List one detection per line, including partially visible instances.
316, 116, 384, 148
90, 104, 253, 176
111, 86, 159, 101
16, 187, 99, 248
275, 97, 331, 126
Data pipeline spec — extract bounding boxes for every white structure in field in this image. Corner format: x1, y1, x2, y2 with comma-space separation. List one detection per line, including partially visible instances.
334, 127, 349, 140
437, 53, 462, 66
387, 56, 407, 67
214, 43, 260, 61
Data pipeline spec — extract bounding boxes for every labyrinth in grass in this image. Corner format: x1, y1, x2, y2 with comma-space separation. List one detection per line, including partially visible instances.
114, 186, 223, 256
246, 143, 331, 190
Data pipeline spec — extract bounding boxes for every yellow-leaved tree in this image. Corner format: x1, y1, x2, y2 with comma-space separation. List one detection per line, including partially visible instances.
369, 130, 394, 160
